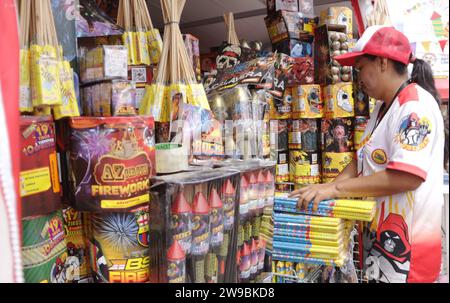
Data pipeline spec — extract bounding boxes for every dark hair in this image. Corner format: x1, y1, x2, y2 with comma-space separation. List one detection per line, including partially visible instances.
364, 54, 441, 104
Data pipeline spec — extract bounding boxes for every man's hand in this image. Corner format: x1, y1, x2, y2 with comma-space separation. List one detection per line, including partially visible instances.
289, 183, 339, 212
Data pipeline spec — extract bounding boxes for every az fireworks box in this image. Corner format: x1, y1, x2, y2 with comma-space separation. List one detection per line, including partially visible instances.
64, 116, 156, 213
314, 25, 353, 85
292, 84, 323, 118
320, 7, 353, 39
20, 116, 61, 218
323, 83, 354, 118
79, 45, 128, 84
265, 10, 318, 44
149, 169, 241, 283
287, 57, 314, 86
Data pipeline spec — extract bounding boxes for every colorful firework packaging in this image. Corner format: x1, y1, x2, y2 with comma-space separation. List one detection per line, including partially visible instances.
250, 238, 258, 281
269, 87, 292, 120
20, 116, 61, 218
247, 172, 259, 217
67, 116, 156, 212
239, 243, 251, 282
270, 119, 289, 152
322, 152, 355, 183
292, 85, 324, 119
86, 205, 150, 283
289, 119, 320, 151
22, 210, 68, 283
264, 170, 275, 208
257, 171, 267, 216
191, 192, 210, 256
287, 57, 315, 86
321, 118, 354, 153
239, 175, 250, 222
167, 240, 186, 283
62, 207, 93, 283
323, 83, 354, 118
353, 83, 370, 117
209, 189, 224, 248
222, 179, 236, 231
170, 192, 192, 255
289, 150, 321, 184
354, 116, 369, 149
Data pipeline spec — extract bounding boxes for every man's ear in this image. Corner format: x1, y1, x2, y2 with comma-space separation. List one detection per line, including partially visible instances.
379, 57, 389, 72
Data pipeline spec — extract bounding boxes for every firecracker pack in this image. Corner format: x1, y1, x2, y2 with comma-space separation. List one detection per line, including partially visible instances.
20, 116, 61, 218
149, 169, 241, 283
22, 210, 68, 283
288, 119, 320, 152
314, 25, 353, 85
292, 85, 324, 119
322, 152, 355, 183
265, 10, 319, 45
272, 38, 314, 58
82, 80, 137, 117
84, 205, 150, 283
270, 119, 289, 153
286, 57, 315, 86
323, 83, 354, 118
289, 150, 321, 184
321, 118, 354, 153
269, 88, 292, 120
354, 116, 369, 149
320, 7, 353, 39
79, 45, 128, 84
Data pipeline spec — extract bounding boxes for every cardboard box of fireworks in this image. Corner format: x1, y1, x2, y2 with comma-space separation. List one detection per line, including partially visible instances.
314, 24, 353, 85
149, 169, 241, 283
265, 10, 318, 45
266, 0, 316, 17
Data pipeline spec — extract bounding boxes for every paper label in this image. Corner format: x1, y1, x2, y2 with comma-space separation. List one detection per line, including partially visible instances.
20, 167, 52, 197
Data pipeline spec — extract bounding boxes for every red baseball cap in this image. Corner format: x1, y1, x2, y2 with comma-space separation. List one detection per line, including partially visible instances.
334, 26, 413, 66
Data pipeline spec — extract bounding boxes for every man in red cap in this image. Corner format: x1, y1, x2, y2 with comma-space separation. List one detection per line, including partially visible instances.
291, 25, 444, 283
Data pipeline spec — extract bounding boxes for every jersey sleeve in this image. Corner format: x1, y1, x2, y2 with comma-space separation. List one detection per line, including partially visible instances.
386, 100, 436, 181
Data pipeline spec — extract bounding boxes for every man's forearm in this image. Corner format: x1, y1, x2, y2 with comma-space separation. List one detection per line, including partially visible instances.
334, 169, 423, 198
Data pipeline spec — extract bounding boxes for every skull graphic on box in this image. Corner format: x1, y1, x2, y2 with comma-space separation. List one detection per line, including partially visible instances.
216, 44, 242, 70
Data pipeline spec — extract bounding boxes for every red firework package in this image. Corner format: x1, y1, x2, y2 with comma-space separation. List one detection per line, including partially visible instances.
67, 116, 156, 212
20, 116, 61, 218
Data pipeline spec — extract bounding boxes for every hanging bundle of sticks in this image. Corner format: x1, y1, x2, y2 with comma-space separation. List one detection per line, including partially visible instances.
18, 0, 60, 51
224, 12, 240, 46
117, 0, 156, 32
365, 0, 391, 27
156, 0, 196, 84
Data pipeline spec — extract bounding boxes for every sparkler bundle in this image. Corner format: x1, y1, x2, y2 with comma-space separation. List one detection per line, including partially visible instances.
274, 196, 376, 222
18, 0, 79, 119
272, 212, 355, 267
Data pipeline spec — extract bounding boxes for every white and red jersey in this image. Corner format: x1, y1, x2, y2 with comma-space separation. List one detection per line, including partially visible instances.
357, 83, 444, 283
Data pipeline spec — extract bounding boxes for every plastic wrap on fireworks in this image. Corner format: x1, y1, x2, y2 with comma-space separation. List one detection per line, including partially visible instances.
274, 197, 376, 222
54, 61, 80, 120
150, 169, 240, 283
86, 206, 150, 283
62, 207, 93, 283
289, 150, 321, 184
79, 46, 128, 84
292, 85, 323, 119
170, 192, 192, 254
66, 116, 156, 212
20, 116, 61, 218
22, 210, 68, 283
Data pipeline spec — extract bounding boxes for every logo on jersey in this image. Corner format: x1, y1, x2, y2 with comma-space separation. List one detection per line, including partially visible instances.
395, 113, 431, 151
371, 149, 387, 165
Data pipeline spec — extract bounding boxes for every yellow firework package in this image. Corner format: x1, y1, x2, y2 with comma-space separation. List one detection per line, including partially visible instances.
187, 83, 210, 110
292, 85, 324, 119
324, 83, 354, 118
289, 151, 321, 184
136, 31, 151, 66
20, 49, 33, 113
322, 152, 354, 183
62, 207, 93, 283
87, 206, 150, 283
147, 29, 163, 65
138, 84, 154, 115
123, 32, 137, 65
30, 44, 62, 107
320, 7, 353, 39
269, 88, 292, 120
53, 61, 80, 120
